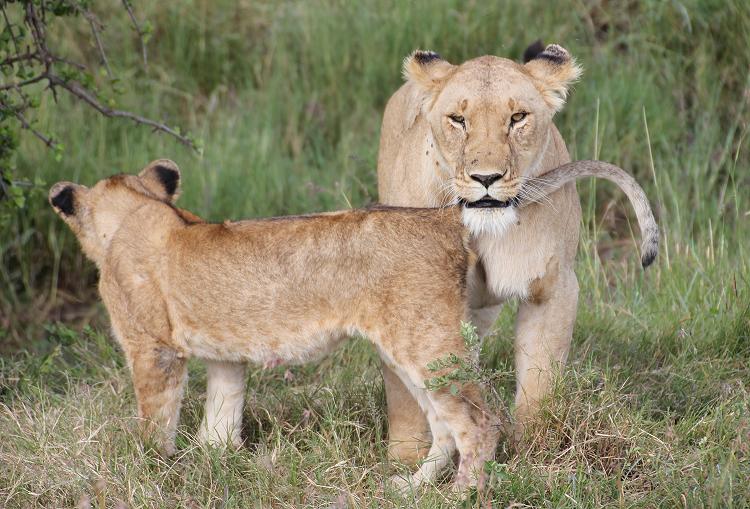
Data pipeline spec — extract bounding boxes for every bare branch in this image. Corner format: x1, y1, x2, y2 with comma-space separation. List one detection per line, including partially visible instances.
1, 4, 22, 60
121, 0, 148, 68
50, 55, 87, 71
24, 3, 52, 73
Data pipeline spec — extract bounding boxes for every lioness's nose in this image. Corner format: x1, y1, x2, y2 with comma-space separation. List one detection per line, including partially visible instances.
470, 173, 503, 188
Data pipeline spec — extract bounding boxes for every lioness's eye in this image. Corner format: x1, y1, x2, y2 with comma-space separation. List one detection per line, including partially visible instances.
510, 112, 528, 124
448, 114, 466, 128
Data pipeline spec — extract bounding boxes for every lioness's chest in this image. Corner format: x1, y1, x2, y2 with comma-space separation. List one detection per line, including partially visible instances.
476, 231, 550, 300
473, 217, 571, 301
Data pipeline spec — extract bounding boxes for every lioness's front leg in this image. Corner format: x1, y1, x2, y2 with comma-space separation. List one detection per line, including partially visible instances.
468, 258, 506, 338
513, 266, 578, 437
383, 365, 431, 465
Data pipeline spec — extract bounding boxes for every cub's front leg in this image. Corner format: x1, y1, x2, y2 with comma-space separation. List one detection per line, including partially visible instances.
113, 324, 188, 456
199, 360, 247, 448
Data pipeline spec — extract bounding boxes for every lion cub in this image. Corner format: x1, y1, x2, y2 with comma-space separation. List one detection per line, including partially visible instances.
49, 159, 497, 491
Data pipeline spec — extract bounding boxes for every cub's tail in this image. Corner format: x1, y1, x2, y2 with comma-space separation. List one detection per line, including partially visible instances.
519, 160, 659, 268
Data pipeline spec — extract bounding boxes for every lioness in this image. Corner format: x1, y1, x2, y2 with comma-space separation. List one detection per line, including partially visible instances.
48, 159, 496, 490
378, 44, 658, 462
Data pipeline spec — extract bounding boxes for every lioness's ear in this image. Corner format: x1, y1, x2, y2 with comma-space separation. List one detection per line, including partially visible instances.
523, 44, 582, 112
49, 181, 86, 218
138, 159, 181, 203
402, 50, 456, 127
403, 50, 456, 93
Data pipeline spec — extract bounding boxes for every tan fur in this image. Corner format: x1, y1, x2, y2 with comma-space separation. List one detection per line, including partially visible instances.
49, 160, 499, 490
377, 46, 657, 463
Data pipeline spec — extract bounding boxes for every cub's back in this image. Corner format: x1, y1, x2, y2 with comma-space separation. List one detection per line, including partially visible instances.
165, 206, 472, 325
171, 206, 468, 269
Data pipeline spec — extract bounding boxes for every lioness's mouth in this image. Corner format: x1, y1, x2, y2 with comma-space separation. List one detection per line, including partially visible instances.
463, 195, 519, 209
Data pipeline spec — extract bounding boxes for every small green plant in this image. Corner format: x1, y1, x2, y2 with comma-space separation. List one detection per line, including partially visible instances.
424, 322, 482, 395
424, 322, 513, 419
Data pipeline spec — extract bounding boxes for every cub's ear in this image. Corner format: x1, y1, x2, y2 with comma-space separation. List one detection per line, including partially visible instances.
523, 44, 582, 112
138, 159, 181, 202
49, 181, 86, 218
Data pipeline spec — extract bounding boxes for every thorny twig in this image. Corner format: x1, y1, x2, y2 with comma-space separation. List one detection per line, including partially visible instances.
0, 51, 37, 68
0, 75, 47, 92
121, 0, 148, 68
1, 4, 22, 59
82, 9, 112, 78
2, 99, 57, 148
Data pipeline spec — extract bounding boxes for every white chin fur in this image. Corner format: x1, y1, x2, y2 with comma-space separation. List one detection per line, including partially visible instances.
462, 206, 519, 237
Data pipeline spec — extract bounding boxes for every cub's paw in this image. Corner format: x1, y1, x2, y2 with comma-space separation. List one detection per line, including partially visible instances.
197, 426, 242, 450
387, 473, 419, 495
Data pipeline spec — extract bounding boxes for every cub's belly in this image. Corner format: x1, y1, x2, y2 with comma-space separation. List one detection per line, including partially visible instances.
175, 325, 353, 366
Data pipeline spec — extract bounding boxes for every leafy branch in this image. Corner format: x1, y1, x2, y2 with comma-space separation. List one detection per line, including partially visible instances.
0, 0, 198, 153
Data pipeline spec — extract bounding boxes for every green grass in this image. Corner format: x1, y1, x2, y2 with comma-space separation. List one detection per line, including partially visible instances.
1, 0, 749, 506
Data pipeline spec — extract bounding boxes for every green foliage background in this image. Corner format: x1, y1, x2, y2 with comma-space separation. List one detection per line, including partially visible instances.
1, 0, 749, 507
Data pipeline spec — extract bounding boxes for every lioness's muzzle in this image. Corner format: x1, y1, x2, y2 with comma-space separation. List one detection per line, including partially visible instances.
462, 196, 519, 209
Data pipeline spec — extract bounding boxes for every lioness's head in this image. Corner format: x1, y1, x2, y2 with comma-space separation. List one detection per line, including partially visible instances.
403, 44, 581, 234
49, 159, 181, 264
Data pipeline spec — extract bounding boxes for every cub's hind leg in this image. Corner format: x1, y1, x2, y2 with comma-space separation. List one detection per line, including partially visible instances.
427, 381, 498, 491
380, 334, 498, 492
381, 254, 503, 466
199, 360, 247, 448
383, 363, 456, 491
